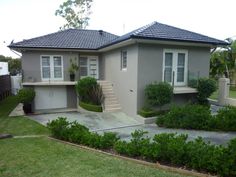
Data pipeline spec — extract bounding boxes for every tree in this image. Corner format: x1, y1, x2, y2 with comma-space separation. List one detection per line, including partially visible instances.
0, 55, 21, 75
210, 39, 236, 79
55, 0, 93, 30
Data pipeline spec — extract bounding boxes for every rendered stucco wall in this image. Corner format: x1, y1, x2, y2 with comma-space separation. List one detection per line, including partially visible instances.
137, 44, 210, 111
21, 51, 78, 82
103, 45, 138, 116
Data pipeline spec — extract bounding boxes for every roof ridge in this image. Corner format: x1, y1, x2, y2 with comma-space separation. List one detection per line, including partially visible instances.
132, 21, 156, 35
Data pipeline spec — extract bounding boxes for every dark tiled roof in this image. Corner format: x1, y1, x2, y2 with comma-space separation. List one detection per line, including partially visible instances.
103, 21, 228, 47
9, 29, 119, 50
9, 22, 228, 50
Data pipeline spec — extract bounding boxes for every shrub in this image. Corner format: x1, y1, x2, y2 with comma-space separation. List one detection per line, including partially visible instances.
128, 130, 151, 157
212, 106, 236, 131
145, 82, 173, 109
152, 133, 188, 165
100, 132, 120, 149
138, 107, 157, 118
47, 117, 119, 150
87, 85, 104, 105
114, 140, 129, 155
79, 101, 103, 112
196, 78, 217, 105
156, 104, 212, 130
76, 77, 98, 103
185, 137, 224, 174
67, 121, 89, 143
17, 88, 35, 104
47, 117, 70, 140
219, 138, 236, 177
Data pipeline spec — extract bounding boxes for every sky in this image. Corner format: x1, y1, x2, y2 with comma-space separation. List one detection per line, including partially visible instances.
0, 0, 236, 58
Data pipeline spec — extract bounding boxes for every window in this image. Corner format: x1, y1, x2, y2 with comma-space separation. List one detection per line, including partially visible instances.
163, 49, 188, 86
121, 50, 127, 70
79, 56, 88, 77
79, 56, 99, 79
41, 55, 63, 81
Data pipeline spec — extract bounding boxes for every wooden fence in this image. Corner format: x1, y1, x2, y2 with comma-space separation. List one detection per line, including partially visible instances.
0, 75, 11, 101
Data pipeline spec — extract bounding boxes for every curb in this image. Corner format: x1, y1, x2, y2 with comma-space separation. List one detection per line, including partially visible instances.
48, 137, 217, 177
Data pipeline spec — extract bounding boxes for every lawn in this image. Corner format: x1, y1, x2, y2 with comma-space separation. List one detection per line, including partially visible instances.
0, 96, 192, 177
210, 89, 236, 100
0, 96, 49, 136
0, 137, 191, 177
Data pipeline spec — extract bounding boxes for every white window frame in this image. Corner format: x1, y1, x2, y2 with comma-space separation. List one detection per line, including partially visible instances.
162, 49, 188, 86
121, 50, 127, 71
40, 55, 64, 81
79, 55, 99, 79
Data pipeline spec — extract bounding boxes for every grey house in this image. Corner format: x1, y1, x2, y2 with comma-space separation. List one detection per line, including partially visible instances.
9, 21, 227, 116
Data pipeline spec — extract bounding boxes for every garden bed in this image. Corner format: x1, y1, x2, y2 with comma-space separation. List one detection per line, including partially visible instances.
79, 101, 102, 112
47, 117, 236, 177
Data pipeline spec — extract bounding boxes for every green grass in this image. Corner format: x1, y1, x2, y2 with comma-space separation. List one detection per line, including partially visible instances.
0, 96, 49, 136
210, 89, 236, 100
0, 96, 192, 177
0, 137, 190, 177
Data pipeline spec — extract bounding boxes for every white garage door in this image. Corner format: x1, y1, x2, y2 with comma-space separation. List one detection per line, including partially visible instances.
34, 86, 67, 110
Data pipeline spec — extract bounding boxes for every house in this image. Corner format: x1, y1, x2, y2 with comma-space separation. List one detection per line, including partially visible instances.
8, 21, 228, 116
0, 62, 9, 75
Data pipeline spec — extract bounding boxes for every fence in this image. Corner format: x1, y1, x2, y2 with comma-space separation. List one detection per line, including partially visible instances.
0, 75, 11, 101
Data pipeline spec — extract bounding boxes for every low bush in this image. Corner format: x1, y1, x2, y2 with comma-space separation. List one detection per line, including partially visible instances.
47, 117, 119, 150
152, 133, 188, 165
212, 106, 236, 131
79, 101, 103, 112
219, 138, 236, 177
145, 82, 173, 109
138, 107, 168, 118
76, 77, 104, 106
47, 117, 70, 140
156, 104, 212, 130
17, 88, 35, 104
185, 137, 224, 173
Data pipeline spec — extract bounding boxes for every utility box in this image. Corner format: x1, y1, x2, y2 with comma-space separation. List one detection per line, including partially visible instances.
0, 62, 9, 75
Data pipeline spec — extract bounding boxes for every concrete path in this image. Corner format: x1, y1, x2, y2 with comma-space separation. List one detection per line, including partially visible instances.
9, 103, 25, 117
29, 112, 236, 145
29, 112, 143, 131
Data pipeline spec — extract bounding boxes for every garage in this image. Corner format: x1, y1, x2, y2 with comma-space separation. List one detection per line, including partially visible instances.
34, 86, 67, 110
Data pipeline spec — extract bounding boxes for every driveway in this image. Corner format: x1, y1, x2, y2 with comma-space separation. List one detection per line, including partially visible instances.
29, 111, 236, 145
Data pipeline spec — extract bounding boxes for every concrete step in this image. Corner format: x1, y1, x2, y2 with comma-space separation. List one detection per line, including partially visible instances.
99, 80, 122, 113
105, 100, 119, 104
104, 103, 121, 108
104, 108, 122, 112
102, 89, 114, 94
101, 85, 113, 90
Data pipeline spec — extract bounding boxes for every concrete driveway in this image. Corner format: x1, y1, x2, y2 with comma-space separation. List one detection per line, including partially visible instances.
29, 111, 236, 145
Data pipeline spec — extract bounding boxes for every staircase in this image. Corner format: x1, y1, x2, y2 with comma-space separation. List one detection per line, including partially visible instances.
98, 80, 122, 112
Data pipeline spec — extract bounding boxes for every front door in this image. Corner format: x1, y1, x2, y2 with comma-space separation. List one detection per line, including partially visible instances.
79, 56, 99, 79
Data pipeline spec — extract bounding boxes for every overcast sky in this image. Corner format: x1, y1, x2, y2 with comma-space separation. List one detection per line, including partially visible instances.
0, 0, 235, 58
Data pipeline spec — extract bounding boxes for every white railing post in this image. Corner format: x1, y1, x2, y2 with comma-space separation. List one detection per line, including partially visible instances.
218, 78, 230, 106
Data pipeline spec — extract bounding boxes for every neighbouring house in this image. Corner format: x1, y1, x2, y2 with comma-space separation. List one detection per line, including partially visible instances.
8, 21, 228, 116
0, 62, 9, 75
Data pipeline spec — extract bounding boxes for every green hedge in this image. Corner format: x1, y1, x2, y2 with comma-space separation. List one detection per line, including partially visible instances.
47, 117, 119, 149
114, 131, 236, 177
156, 104, 236, 131
138, 108, 167, 118
47, 117, 236, 177
79, 101, 102, 112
